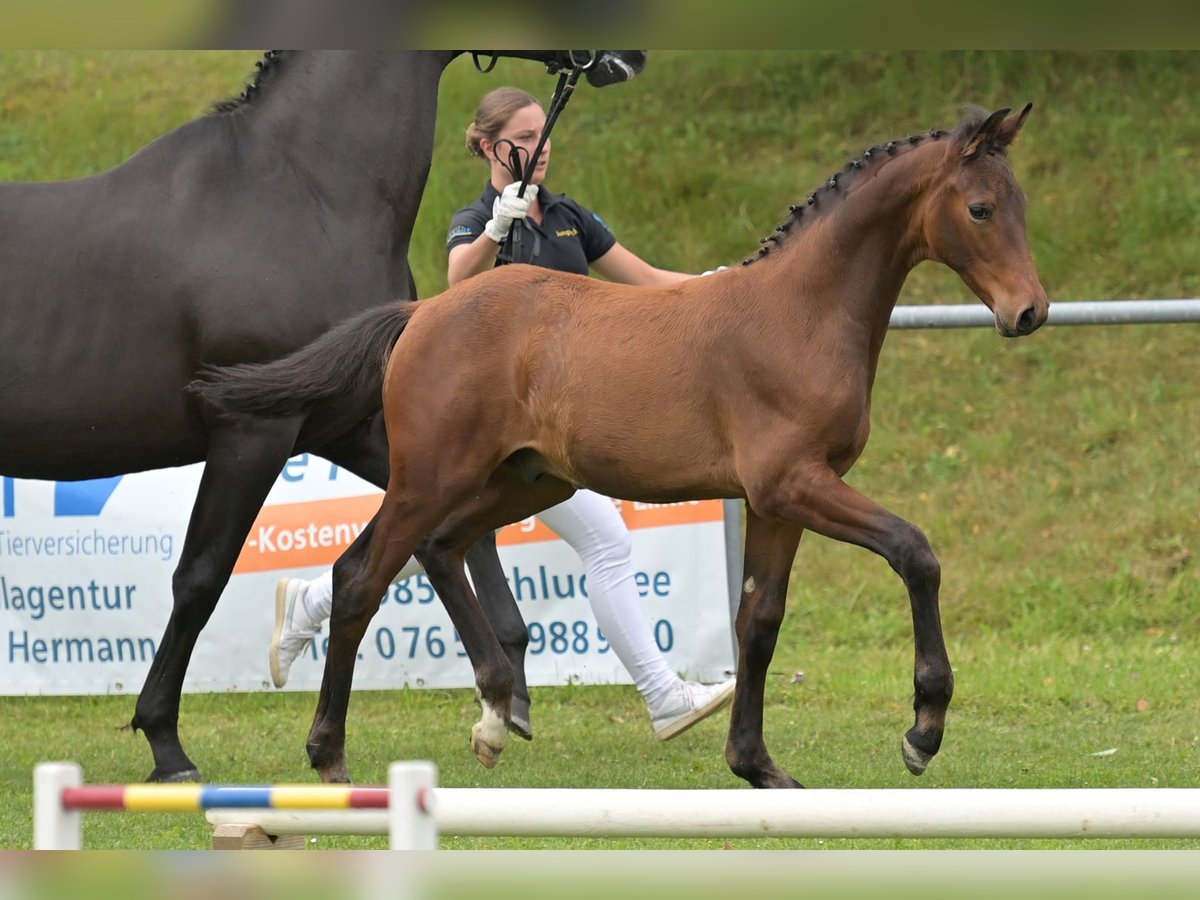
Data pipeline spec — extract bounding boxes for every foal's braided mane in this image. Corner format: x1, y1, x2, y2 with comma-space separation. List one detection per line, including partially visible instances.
743, 106, 995, 266
211, 50, 288, 114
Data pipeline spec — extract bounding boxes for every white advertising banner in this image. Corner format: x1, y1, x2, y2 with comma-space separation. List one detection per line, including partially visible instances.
1, 458, 737, 695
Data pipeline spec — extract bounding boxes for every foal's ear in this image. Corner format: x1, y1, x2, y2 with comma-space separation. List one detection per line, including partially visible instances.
995, 102, 1033, 149
961, 103, 1033, 158
961, 107, 1011, 159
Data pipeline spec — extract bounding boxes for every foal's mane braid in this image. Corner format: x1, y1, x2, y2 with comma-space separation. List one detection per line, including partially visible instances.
212, 50, 286, 114
742, 124, 950, 266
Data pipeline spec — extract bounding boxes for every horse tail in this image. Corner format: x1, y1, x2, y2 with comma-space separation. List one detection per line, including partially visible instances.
188, 301, 415, 418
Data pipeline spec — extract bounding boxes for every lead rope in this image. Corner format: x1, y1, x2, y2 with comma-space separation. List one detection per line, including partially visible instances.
494, 54, 594, 267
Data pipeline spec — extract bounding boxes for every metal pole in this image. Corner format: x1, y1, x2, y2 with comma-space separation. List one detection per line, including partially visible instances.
34, 762, 82, 850
889, 299, 1200, 330
722, 498, 744, 665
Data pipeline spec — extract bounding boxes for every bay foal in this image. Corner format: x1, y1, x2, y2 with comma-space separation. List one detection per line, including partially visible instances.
196, 105, 1048, 787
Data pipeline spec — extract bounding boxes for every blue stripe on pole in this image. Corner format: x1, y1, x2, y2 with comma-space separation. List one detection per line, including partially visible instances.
200, 786, 275, 809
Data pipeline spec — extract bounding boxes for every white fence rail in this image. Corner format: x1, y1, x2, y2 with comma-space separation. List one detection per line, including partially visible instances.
890, 298, 1200, 329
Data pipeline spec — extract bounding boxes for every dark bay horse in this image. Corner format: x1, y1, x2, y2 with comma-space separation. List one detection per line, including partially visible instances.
193, 105, 1049, 787
0, 50, 646, 782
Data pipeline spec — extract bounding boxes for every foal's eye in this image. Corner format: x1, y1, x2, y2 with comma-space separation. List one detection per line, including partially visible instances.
968, 203, 992, 222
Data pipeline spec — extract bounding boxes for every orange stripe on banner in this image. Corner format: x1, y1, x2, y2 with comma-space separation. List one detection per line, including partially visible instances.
496, 499, 725, 546
236, 496, 726, 572
234, 495, 381, 574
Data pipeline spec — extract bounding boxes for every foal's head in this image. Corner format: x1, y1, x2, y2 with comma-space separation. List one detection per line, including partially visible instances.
923, 104, 1049, 337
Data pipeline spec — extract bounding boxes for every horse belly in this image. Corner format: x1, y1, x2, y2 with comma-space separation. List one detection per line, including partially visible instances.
0, 396, 206, 480
556, 422, 738, 503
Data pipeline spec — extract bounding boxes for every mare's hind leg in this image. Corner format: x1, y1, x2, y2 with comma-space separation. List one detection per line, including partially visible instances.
725, 509, 804, 789
756, 469, 953, 778
131, 417, 301, 782
317, 417, 535, 740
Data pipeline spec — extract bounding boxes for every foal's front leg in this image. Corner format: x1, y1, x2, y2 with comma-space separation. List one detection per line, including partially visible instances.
764, 468, 953, 777
725, 510, 804, 788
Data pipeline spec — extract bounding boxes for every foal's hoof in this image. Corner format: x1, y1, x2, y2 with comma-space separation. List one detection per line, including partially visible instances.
756, 772, 805, 789
314, 763, 350, 787
309, 748, 352, 784
508, 712, 533, 742
902, 735, 934, 776
509, 695, 533, 741
471, 723, 505, 769
146, 766, 201, 784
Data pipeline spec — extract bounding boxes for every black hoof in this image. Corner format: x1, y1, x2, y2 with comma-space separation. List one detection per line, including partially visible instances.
510, 694, 533, 741
146, 766, 201, 783
752, 775, 805, 789
902, 731, 936, 776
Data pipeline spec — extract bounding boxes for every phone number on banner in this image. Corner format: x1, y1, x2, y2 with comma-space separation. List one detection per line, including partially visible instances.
304, 619, 676, 664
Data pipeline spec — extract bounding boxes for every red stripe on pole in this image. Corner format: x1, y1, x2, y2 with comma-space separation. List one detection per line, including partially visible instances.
62, 786, 127, 810
349, 788, 389, 809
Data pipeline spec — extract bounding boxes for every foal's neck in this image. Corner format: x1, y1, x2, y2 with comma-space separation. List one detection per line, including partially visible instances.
759, 145, 938, 357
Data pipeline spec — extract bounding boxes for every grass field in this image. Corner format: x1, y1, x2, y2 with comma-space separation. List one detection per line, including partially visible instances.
0, 51, 1197, 850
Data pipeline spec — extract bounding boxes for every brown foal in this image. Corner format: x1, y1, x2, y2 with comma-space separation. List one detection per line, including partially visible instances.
196, 104, 1048, 788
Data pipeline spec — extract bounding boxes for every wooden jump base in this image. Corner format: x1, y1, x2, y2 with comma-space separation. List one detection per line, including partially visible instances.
34, 761, 1200, 849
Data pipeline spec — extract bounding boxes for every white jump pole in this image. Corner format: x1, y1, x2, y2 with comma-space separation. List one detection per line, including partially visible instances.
206, 786, 1200, 841
34, 762, 82, 850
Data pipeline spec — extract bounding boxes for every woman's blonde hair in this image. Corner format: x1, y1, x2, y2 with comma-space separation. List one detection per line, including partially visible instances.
465, 87, 541, 160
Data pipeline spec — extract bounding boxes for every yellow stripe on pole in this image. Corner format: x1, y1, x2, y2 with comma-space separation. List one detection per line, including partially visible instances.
124, 785, 203, 812
270, 786, 354, 809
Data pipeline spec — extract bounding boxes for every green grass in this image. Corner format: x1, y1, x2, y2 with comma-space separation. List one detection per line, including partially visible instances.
5, 636, 1199, 849
1, 51, 1197, 850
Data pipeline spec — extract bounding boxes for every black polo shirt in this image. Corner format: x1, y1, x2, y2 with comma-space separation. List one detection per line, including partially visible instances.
446, 182, 617, 274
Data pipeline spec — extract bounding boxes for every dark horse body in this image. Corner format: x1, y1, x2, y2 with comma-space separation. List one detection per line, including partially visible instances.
196, 105, 1049, 788
0, 50, 646, 781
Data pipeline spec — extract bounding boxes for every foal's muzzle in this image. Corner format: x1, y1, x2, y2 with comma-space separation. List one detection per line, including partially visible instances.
996, 297, 1049, 338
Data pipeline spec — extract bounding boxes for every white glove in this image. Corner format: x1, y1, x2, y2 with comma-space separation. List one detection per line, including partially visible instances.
484, 182, 539, 243
699, 265, 729, 277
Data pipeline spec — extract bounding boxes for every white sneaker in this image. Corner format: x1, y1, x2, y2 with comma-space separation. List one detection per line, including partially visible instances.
270, 577, 321, 688
649, 677, 736, 741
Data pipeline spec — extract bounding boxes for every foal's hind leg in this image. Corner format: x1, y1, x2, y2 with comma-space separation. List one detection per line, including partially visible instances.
725, 509, 805, 789
132, 417, 301, 782
464, 530, 535, 740
306, 486, 523, 781
755, 469, 953, 778
413, 466, 574, 768
305, 510, 386, 783
317, 417, 535, 740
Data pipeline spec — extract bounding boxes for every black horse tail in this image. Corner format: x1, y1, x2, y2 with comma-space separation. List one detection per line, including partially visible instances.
188, 301, 416, 419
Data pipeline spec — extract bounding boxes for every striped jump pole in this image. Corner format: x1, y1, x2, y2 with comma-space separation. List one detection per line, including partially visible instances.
35, 761, 1200, 849
33, 761, 436, 849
